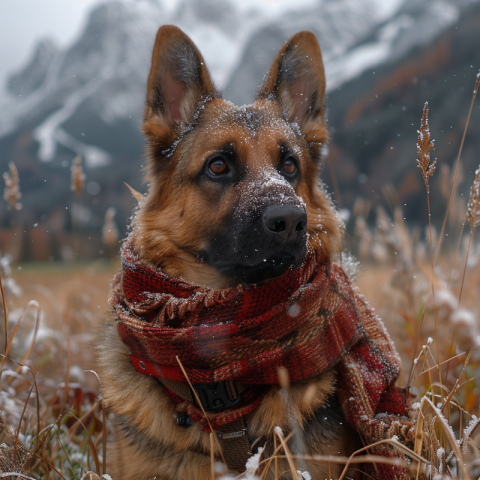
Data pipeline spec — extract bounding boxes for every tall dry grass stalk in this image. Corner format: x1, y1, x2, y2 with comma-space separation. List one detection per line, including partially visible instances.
415, 102, 441, 379
3, 161, 22, 238
102, 208, 119, 263
416, 103, 436, 192
3, 162, 22, 212
70, 156, 86, 263
0, 274, 8, 362
467, 165, 480, 229
434, 72, 480, 265
71, 156, 86, 197
457, 165, 480, 310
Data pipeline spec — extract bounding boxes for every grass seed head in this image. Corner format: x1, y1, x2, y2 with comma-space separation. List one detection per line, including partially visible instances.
467, 165, 480, 229
71, 155, 86, 196
3, 161, 22, 210
102, 207, 119, 249
416, 102, 436, 192
474, 70, 480, 94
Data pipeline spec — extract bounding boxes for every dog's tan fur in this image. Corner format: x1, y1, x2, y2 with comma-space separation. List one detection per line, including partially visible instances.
99, 25, 356, 479
136, 26, 340, 289
100, 323, 353, 479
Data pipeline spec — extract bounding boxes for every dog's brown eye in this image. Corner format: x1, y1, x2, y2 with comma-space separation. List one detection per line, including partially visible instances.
283, 158, 296, 175
209, 157, 228, 175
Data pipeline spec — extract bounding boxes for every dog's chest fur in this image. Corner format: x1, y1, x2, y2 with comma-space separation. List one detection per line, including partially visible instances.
99, 321, 355, 480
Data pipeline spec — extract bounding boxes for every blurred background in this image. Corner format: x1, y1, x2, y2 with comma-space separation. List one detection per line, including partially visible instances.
0, 0, 479, 263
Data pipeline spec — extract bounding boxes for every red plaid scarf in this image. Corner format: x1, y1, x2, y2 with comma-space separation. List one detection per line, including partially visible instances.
110, 242, 415, 479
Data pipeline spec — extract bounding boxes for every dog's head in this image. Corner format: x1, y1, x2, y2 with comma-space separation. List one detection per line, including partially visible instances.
135, 25, 342, 288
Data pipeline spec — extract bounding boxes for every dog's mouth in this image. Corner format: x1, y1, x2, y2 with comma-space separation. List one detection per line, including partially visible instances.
199, 204, 308, 286
218, 252, 297, 285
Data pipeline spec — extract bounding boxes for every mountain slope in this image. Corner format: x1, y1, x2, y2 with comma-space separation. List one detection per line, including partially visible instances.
326, 0, 480, 223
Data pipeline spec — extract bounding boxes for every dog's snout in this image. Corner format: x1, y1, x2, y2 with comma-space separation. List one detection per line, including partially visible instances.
263, 205, 307, 242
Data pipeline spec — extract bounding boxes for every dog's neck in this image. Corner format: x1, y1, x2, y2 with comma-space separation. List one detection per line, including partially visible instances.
130, 235, 237, 289
158, 251, 238, 289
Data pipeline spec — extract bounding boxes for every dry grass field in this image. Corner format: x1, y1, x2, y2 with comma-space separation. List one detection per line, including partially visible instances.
1, 233, 479, 479
0, 263, 117, 479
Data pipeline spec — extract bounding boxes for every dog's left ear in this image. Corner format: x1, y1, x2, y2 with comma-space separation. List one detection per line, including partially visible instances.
258, 31, 328, 153
143, 25, 218, 152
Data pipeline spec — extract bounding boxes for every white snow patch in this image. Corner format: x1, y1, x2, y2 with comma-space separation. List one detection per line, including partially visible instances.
287, 304, 301, 317
243, 446, 264, 479
338, 208, 351, 223
33, 77, 111, 166
327, 42, 390, 90
378, 14, 414, 43
369, 0, 405, 21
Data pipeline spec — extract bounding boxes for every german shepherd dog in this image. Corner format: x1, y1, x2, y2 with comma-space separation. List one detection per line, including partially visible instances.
99, 25, 357, 479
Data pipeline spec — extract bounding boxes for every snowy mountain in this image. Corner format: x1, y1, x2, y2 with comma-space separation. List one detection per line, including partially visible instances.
225, 0, 402, 105
7, 39, 59, 98
1, 0, 479, 261
226, 0, 476, 104
324, 0, 480, 218
1, 0, 475, 167
1, 2, 162, 166
325, 0, 472, 90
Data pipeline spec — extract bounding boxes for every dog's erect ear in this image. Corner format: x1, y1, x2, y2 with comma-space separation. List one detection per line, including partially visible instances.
143, 25, 217, 142
258, 31, 327, 146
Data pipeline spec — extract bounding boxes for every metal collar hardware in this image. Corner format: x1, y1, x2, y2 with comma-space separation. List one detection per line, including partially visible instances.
193, 381, 241, 412
216, 428, 247, 440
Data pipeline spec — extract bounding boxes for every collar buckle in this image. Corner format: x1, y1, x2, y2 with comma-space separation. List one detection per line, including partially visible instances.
193, 381, 242, 412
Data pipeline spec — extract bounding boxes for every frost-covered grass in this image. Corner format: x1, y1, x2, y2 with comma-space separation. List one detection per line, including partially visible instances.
353, 216, 480, 478
0, 265, 114, 479
3, 245, 480, 479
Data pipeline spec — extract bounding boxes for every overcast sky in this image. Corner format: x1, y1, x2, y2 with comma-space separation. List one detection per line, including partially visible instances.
0, 0, 324, 88
1, 0, 98, 84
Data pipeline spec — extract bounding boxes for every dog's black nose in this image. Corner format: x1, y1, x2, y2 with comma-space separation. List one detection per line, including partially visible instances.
263, 205, 307, 243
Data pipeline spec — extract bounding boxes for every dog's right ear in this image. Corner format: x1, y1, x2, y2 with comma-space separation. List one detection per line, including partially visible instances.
258, 31, 328, 160
142, 25, 217, 151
